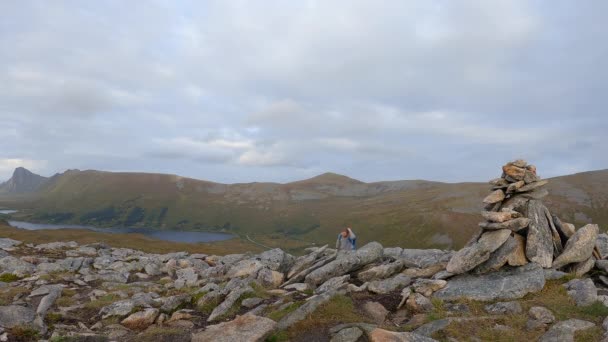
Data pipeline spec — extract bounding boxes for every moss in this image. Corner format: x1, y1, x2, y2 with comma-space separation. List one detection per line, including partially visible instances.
133, 327, 190, 342
0, 273, 21, 282
191, 291, 208, 304
265, 330, 290, 342
46, 312, 63, 324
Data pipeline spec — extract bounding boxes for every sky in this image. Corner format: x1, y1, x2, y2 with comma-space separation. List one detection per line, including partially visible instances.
1, 1, 607, 184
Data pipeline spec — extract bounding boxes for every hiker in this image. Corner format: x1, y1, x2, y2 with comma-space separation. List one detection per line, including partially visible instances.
336, 227, 356, 250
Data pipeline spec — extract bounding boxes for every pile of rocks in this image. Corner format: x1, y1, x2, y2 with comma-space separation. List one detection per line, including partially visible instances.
447, 159, 600, 276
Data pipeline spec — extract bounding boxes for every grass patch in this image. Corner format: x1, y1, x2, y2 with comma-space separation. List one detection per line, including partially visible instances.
0, 287, 29, 305
267, 302, 303, 321
85, 294, 120, 310
7, 325, 40, 342
265, 330, 290, 342
191, 291, 208, 304
0, 273, 21, 282
46, 312, 63, 324
132, 326, 190, 342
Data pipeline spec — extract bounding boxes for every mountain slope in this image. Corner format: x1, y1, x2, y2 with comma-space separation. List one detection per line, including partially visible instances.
0, 167, 48, 194
1, 167, 607, 250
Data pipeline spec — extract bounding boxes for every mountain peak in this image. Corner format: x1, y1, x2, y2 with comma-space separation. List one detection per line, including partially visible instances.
0, 167, 48, 194
296, 172, 364, 185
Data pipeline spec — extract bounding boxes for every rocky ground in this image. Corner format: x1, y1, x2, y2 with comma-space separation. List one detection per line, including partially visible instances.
0, 236, 607, 342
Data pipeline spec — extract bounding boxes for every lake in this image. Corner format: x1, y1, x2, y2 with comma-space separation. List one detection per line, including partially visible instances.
0, 210, 17, 214
6, 220, 234, 244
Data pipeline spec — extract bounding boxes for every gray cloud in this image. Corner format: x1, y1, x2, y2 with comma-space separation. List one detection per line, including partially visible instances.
1, 1, 607, 183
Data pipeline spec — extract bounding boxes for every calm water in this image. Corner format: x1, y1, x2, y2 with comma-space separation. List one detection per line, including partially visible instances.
0, 210, 17, 214
6, 220, 233, 243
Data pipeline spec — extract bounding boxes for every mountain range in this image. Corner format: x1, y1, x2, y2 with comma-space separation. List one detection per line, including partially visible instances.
1, 167, 607, 250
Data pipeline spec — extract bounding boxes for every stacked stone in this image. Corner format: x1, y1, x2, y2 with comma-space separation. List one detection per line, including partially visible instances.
447, 160, 600, 276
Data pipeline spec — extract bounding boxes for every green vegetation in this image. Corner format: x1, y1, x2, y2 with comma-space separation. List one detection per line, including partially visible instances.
266, 302, 303, 321
0, 273, 21, 282
7, 325, 39, 341
132, 327, 190, 342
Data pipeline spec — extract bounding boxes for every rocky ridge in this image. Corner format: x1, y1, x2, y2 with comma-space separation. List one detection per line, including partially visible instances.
0, 161, 606, 341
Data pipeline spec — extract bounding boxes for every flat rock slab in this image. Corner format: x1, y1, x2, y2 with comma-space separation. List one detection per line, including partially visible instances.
434, 263, 545, 301
192, 314, 276, 342
539, 319, 595, 342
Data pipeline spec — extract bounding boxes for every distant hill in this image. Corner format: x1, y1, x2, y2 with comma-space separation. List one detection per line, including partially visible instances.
0, 167, 48, 194
1, 167, 607, 250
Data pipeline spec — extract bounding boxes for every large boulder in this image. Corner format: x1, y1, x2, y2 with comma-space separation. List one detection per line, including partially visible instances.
398, 249, 453, 268
525, 200, 559, 267
192, 314, 277, 342
552, 224, 598, 269
446, 229, 511, 274
121, 308, 159, 330
434, 263, 545, 301
563, 278, 597, 306
357, 260, 405, 282
305, 242, 383, 286
367, 274, 412, 295
208, 285, 253, 322
0, 305, 35, 328
258, 248, 294, 273
0, 256, 35, 276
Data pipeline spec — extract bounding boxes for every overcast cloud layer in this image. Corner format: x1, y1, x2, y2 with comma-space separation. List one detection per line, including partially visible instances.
1, 1, 607, 183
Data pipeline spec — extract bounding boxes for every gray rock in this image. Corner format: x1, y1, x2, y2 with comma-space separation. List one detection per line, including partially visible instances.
316, 275, 350, 294
330, 327, 363, 342
474, 235, 518, 274
397, 287, 412, 310
286, 245, 328, 279
175, 267, 198, 289
529, 306, 555, 324
383, 247, 403, 260
305, 242, 383, 286
256, 268, 284, 288
435, 263, 545, 301
563, 278, 597, 306
357, 260, 405, 282
99, 300, 135, 319
0, 256, 35, 276
446, 229, 511, 274
552, 224, 599, 269
144, 263, 162, 276
543, 269, 568, 280
478, 218, 530, 231
412, 279, 447, 297
241, 297, 263, 308
483, 190, 505, 204
226, 259, 264, 279
362, 301, 388, 325
484, 301, 522, 315
160, 294, 191, 313
597, 260, 608, 273
596, 234, 608, 259
517, 180, 549, 193
278, 290, 342, 330
259, 248, 294, 273
367, 327, 439, 341
0, 305, 35, 328
414, 318, 452, 337
368, 274, 412, 294
36, 287, 62, 316
0, 238, 21, 250
398, 249, 453, 268
569, 257, 594, 277
35, 241, 78, 250
284, 283, 310, 292
539, 319, 595, 342
192, 313, 277, 342
525, 200, 557, 268
406, 293, 434, 313
208, 285, 253, 322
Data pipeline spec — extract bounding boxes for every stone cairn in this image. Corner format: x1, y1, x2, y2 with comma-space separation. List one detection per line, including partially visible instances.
446, 159, 600, 275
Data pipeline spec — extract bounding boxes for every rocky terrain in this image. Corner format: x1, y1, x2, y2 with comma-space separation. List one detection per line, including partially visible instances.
1, 161, 608, 341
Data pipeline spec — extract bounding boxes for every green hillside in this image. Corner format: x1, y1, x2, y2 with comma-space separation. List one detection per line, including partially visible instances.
1, 168, 607, 250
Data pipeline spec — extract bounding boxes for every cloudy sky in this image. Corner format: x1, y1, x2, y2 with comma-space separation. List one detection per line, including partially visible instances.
1, 1, 607, 183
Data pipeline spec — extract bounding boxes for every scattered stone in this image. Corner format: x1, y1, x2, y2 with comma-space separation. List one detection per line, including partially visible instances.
478, 218, 530, 231
403, 263, 446, 279
99, 300, 135, 319
435, 263, 545, 301
484, 301, 522, 315
481, 210, 521, 223
507, 234, 528, 266
397, 287, 412, 310
330, 326, 363, 342
121, 308, 159, 330
0, 305, 35, 328
406, 293, 434, 313
366, 327, 438, 342
398, 249, 453, 268
192, 314, 277, 342
473, 235, 518, 274
362, 301, 388, 324
539, 319, 595, 342
160, 294, 191, 313
256, 268, 284, 288
543, 269, 568, 280
242, 297, 263, 309
357, 260, 405, 282
569, 257, 594, 277
563, 278, 597, 306
529, 306, 555, 324
367, 274, 412, 294
412, 279, 447, 297
278, 290, 341, 330
414, 318, 452, 337
316, 275, 350, 294
208, 285, 254, 322
284, 283, 310, 292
